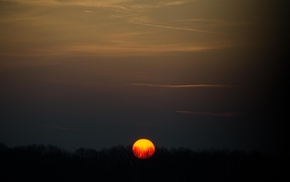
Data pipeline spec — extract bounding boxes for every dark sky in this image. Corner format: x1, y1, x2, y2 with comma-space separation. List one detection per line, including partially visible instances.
0, 0, 288, 153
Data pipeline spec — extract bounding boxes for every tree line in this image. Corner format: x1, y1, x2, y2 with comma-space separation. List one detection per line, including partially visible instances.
0, 143, 286, 182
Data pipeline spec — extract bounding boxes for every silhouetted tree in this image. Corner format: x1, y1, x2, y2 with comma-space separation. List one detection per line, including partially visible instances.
0, 143, 287, 182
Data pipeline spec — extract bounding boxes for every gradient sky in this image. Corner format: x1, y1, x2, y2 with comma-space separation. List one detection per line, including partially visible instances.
0, 0, 287, 152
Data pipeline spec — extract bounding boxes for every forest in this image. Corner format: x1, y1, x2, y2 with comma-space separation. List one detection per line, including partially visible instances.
0, 143, 287, 182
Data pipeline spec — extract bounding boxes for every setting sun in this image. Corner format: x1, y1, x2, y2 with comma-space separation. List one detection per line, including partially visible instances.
132, 139, 155, 159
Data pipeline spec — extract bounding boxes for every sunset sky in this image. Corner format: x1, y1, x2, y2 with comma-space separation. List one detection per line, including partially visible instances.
0, 0, 287, 152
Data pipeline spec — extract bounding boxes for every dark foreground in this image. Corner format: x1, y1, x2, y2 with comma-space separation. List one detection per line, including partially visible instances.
0, 143, 287, 182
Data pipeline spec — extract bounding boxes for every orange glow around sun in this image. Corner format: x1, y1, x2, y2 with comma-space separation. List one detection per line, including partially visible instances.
132, 138, 155, 159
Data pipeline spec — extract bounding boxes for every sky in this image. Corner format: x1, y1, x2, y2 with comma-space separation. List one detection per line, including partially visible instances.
0, 0, 288, 153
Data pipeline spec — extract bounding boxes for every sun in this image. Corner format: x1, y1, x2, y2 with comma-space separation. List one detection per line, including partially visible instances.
132, 138, 155, 159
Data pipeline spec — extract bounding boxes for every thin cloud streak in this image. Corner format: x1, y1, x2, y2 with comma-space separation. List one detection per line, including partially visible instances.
0, 17, 39, 22
54, 43, 218, 56
6, 0, 188, 10
4, 0, 130, 10
131, 21, 216, 34
176, 111, 243, 117
0, 43, 221, 57
129, 0, 189, 9
130, 84, 230, 88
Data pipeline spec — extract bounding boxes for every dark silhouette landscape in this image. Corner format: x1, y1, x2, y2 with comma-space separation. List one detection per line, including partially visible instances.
0, 143, 287, 182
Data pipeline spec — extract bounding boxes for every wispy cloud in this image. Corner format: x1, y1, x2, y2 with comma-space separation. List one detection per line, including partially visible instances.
131, 21, 216, 33
83, 10, 93, 13
6, 0, 188, 9
176, 111, 243, 117
128, 0, 189, 9
0, 0, 240, 57
3, 0, 130, 9
0, 42, 223, 57
41, 43, 219, 56
0, 17, 39, 22
130, 83, 229, 88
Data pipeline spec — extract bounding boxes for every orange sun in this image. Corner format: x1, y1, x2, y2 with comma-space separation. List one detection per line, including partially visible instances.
132, 138, 155, 159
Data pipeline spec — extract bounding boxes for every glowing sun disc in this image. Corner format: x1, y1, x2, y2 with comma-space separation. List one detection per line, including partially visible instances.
132, 138, 155, 159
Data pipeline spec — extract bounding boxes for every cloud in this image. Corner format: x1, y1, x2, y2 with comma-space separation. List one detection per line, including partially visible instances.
22, 43, 218, 57
2, 0, 130, 9
83, 10, 93, 13
0, 42, 223, 57
5, 0, 188, 10
128, 0, 189, 9
131, 21, 216, 34
176, 111, 243, 117
0, 0, 242, 57
129, 83, 230, 88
